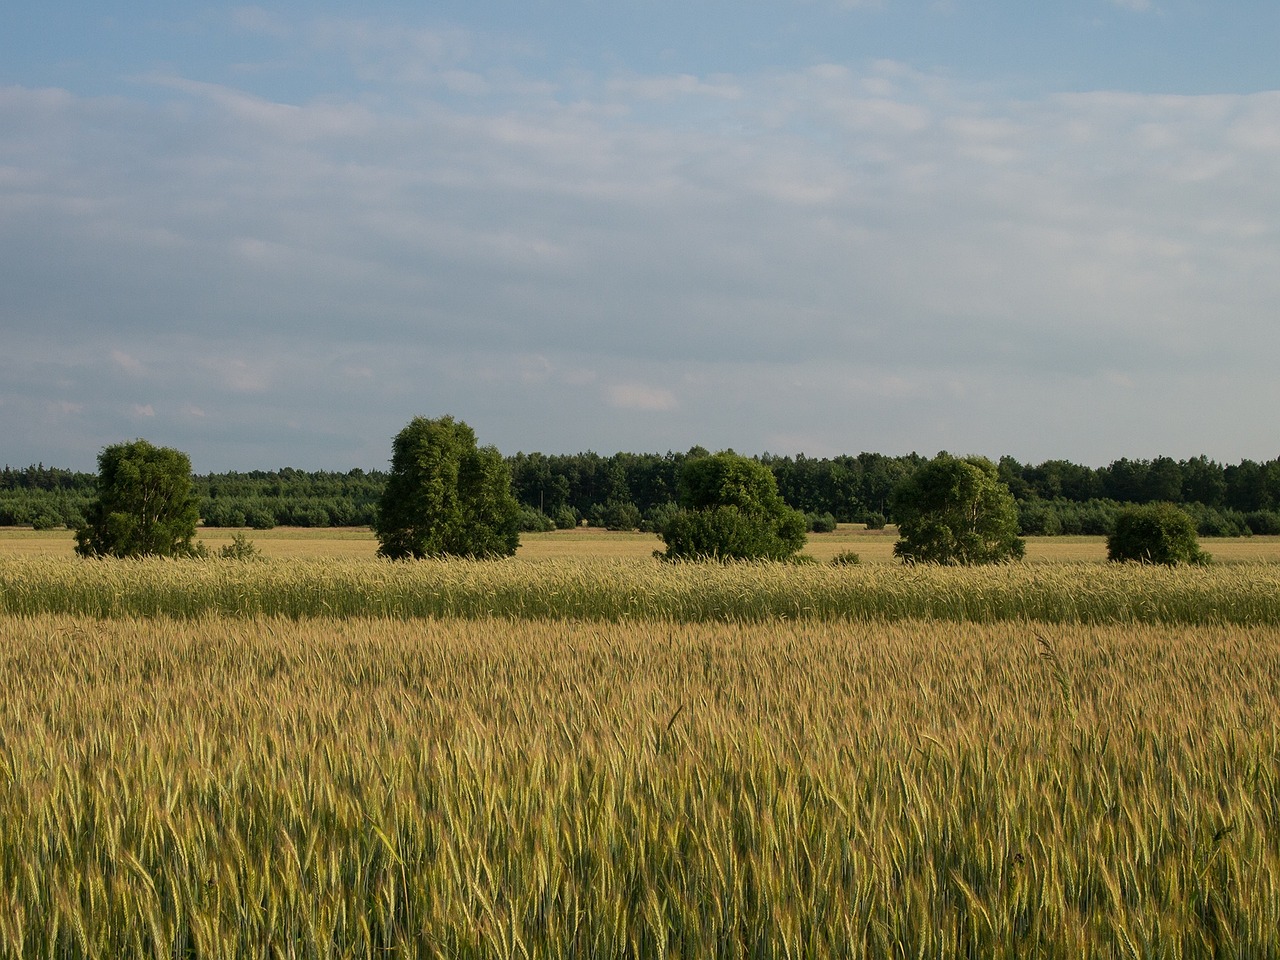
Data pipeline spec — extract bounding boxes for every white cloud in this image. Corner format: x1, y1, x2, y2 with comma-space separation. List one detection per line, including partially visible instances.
606, 384, 678, 413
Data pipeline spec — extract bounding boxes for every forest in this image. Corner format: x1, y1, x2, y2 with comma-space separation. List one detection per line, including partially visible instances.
3, 451, 1280, 538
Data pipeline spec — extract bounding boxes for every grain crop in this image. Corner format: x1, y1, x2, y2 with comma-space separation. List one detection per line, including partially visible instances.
2, 614, 1278, 956
3, 555, 1280, 624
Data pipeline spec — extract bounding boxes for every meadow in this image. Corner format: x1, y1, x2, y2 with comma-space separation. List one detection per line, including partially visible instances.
2, 526, 1279, 956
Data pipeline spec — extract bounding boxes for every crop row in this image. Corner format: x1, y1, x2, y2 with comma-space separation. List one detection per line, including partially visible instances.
3, 556, 1280, 624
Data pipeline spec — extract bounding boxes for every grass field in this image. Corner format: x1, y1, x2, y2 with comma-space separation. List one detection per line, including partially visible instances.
2, 526, 1279, 956
6, 523, 1280, 564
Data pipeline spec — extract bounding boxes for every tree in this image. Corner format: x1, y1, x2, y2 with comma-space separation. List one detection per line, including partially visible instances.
892, 453, 1025, 564
74, 440, 202, 558
373, 416, 520, 559
1106, 503, 1210, 566
658, 451, 806, 561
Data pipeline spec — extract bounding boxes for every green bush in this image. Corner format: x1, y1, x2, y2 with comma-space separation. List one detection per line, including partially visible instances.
830, 550, 861, 566
862, 512, 887, 531
589, 499, 643, 532
1107, 503, 1210, 565
1245, 510, 1280, 536
658, 452, 806, 562
518, 507, 556, 533
660, 504, 807, 562
217, 533, 261, 560
806, 511, 838, 533
552, 505, 580, 530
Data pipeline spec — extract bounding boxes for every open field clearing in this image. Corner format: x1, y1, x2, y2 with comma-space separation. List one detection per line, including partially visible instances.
1, 614, 1277, 957
6, 524, 1280, 563
4, 554, 1280, 624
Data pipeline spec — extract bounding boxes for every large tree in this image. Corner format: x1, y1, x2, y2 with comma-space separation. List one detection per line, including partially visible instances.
373, 415, 520, 559
658, 451, 807, 561
892, 453, 1025, 565
75, 440, 202, 558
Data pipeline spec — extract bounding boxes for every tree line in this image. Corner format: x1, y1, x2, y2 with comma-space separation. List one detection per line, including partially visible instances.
4, 450, 1280, 537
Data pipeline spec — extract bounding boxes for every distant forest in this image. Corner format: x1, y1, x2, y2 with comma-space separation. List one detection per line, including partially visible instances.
4, 451, 1280, 538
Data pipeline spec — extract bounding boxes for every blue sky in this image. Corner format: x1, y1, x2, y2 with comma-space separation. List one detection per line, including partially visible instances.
2, 2, 1279, 471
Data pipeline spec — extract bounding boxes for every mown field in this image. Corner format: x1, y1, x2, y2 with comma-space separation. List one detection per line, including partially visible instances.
1, 528, 1279, 957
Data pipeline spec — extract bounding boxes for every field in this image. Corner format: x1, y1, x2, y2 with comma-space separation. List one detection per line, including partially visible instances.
2, 527, 1279, 956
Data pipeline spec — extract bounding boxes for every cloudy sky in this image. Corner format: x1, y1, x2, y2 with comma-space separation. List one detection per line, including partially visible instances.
3, 1, 1278, 471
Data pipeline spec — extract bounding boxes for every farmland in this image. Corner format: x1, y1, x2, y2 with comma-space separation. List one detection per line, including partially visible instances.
1, 527, 1279, 956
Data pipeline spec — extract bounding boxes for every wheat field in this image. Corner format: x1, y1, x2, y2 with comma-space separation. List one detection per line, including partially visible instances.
4, 555, 1280, 625
2, 612, 1279, 957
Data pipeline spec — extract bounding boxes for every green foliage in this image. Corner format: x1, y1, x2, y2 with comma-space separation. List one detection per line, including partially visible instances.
74, 440, 202, 558
659, 452, 807, 561
806, 511, 838, 533
1245, 510, 1280, 536
373, 416, 520, 559
830, 550, 861, 566
1107, 503, 1211, 566
862, 512, 887, 531
892, 453, 1025, 565
217, 533, 261, 560
552, 505, 580, 530
518, 506, 556, 533
589, 498, 643, 531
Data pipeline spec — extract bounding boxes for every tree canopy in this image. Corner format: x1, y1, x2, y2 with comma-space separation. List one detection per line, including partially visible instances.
74, 440, 202, 558
373, 416, 520, 559
892, 453, 1025, 565
658, 451, 807, 561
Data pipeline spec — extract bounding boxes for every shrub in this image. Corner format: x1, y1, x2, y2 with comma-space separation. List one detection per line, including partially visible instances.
658, 452, 806, 562
246, 507, 276, 530
862, 512, 887, 531
217, 533, 261, 560
830, 550, 862, 566
518, 507, 556, 533
806, 511, 838, 533
1245, 510, 1280, 536
641, 501, 682, 535
552, 505, 580, 530
589, 499, 643, 532
1107, 503, 1211, 565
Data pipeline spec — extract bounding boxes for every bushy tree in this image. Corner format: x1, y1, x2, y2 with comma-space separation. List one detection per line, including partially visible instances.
373, 416, 520, 559
658, 451, 806, 561
74, 440, 202, 558
1107, 503, 1210, 565
892, 453, 1025, 564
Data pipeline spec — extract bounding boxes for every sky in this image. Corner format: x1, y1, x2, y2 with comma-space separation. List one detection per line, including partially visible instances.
2, 1, 1279, 472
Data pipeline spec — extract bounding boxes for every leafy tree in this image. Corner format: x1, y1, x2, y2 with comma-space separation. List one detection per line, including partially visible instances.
658, 451, 806, 561
373, 416, 519, 559
589, 498, 643, 531
892, 453, 1025, 564
1107, 503, 1210, 565
74, 440, 202, 558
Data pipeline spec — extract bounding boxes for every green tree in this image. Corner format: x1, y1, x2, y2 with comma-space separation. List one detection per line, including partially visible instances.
1107, 502, 1210, 565
658, 451, 806, 561
74, 440, 202, 558
373, 416, 520, 559
892, 453, 1025, 564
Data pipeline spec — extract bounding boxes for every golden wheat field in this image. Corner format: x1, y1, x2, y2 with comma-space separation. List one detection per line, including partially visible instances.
3, 532, 1280, 957
2, 614, 1278, 957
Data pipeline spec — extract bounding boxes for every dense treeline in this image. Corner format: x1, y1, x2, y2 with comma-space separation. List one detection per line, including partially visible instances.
4, 452, 1280, 536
